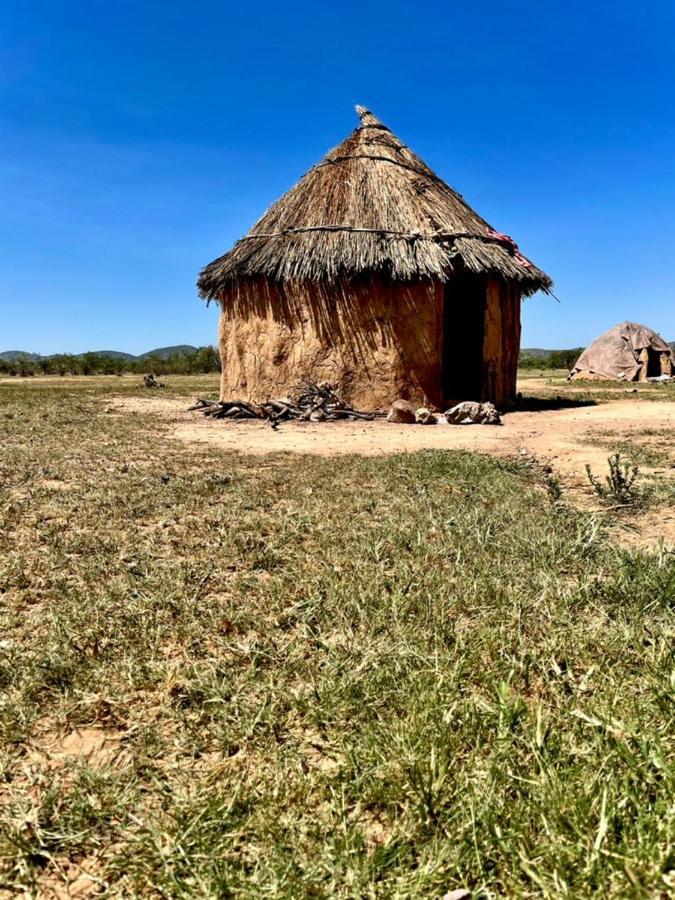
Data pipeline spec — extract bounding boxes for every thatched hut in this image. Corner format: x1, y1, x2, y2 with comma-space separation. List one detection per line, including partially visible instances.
571, 322, 673, 382
198, 106, 552, 409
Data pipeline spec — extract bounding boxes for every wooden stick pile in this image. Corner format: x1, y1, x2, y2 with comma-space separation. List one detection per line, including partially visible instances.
188, 380, 375, 428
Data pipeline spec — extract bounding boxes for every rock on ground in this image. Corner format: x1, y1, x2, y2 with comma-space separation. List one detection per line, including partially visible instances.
387, 399, 417, 424
445, 401, 501, 425
415, 407, 437, 424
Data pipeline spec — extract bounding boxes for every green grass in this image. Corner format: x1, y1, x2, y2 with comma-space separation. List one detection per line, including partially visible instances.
518, 369, 675, 404
0, 370, 221, 398
0, 379, 674, 897
581, 429, 674, 469
581, 431, 675, 510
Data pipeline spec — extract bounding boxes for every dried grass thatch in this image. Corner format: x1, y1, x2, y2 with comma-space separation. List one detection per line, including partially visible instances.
198, 106, 552, 301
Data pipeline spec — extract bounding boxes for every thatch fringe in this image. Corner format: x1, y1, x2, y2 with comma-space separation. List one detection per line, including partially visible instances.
198, 107, 552, 301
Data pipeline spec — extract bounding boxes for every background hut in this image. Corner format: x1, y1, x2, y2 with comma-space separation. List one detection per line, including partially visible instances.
572, 322, 673, 382
198, 107, 552, 409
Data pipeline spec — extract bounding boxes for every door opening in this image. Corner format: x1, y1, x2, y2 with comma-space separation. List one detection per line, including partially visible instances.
646, 349, 663, 378
441, 274, 487, 404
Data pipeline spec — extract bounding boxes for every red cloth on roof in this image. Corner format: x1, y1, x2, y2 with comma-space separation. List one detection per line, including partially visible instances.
485, 228, 532, 268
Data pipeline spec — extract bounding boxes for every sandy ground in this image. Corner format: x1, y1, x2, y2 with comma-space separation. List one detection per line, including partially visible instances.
107, 394, 675, 549
108, 395, 671, 473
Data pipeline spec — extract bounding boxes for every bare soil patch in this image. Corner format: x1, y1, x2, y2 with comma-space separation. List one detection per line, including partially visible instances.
109, 394, 673, 471
109, 395, 675, 548
27, 727, 124, 770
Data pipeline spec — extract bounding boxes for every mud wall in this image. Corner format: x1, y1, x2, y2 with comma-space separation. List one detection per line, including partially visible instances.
218, 279, 445, 409
480, 278, 521, 407
218, 276, 521, 410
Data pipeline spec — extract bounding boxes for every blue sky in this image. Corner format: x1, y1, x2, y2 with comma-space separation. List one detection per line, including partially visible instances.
2, 1, 674, 354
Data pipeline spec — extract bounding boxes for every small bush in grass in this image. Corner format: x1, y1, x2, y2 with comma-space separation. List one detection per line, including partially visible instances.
586, 453, 641, 506
545, 472, 563, 502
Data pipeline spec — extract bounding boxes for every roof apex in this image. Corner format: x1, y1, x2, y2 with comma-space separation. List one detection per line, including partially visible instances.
198, 105, 553, 298
354, 105, 388, 129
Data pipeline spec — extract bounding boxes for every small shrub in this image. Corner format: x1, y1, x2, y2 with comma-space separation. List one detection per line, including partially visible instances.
545, 473, 563, 502
586, 453, 640, 506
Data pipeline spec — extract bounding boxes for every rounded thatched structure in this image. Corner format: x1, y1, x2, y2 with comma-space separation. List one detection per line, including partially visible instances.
198, 106, 552, 408
572, 322, 673, 382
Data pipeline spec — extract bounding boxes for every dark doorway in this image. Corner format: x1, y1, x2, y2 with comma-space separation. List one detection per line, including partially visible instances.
646, 349, 662, 378
441, 273, 487, 403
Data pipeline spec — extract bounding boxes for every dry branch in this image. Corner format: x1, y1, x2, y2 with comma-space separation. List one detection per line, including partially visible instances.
190, 380, 376, 427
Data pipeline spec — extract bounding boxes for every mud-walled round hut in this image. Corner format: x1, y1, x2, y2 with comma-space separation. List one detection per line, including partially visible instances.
198, 107, 552, 409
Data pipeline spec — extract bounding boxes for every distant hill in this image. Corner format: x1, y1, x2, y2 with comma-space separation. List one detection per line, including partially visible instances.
0, 351, 42, 362
84, 350, 136, 360
3, 342, 671, 363
1, 346, 199, 361
519, 348, 551, 360
138, 345, 198, 359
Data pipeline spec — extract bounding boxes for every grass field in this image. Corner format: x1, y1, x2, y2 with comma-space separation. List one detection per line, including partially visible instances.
581, 428, 674, 469
519, 369, 675, 404
0, 377, 673, 897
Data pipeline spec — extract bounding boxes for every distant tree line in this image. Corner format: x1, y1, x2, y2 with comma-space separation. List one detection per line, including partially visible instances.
0, 347, 221, 377
2, 344, 585, 377
519, 348, 584, 370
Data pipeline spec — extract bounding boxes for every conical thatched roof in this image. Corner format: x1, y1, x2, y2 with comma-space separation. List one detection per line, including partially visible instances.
198, 106, 552, 300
